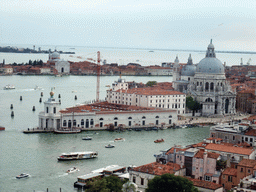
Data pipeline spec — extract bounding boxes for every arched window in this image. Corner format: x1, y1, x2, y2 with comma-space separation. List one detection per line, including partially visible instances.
63, 120, 67, 126
90, 119, 94, 125
210, 82, 214, 90
169, 115, 172, 118
114, 117, 118, 120
68, 120, 72, 128
155, 116, 159, 118
73, 120, 76, 126
205, 98, 213, 102
81, 119, 84, 126
205, 82, 209, 90
99, 118, 104, 121
142, 116, 146, 119
128, 117, 132, 119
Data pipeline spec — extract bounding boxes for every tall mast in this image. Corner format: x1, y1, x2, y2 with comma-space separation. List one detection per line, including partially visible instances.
96, 51, 101, 102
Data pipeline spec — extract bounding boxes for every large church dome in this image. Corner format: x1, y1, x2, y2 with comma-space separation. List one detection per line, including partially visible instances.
196, 40, 225, 74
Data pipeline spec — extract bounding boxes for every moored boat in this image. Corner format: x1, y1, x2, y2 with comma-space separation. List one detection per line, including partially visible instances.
154, 138, 164, 143
57, 151, 98, 161
16, 173, 29, 179
82, 136, 92, 140
0, 126, 5, 131
114, 138, 125, 142
54, 129, 81, 134
67, 167, 80, 173
105, 144, 115, 148
3, 84, 15, 90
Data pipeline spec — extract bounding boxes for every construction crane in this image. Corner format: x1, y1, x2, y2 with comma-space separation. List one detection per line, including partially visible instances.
247, 58, 251, 66
96, 51, 101, 103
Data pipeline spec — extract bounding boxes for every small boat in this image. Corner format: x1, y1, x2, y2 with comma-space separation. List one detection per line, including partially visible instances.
57, 151, 98, 161
54, 129, 81, 134
114, 138, 125, 142
16, 173, 29, 179
3, 84, 15, 90
0, 126, 5, 131
67, 167, 80, 173
82, 136, 92, 140
105, 85, 110, 87
154, 138, 164, 143
105, 144, 115, 148
34, 85, 43, 90
181, 125, 187, 129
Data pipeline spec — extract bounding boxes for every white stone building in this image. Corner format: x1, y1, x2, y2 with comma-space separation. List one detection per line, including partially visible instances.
144, 66, 172, 76
173, 40, 236, 116
106, 78, 186, 115
38, 91, 178, 130
47, 51, 70, 74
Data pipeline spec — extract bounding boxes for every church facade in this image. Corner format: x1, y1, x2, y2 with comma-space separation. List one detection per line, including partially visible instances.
173, 40, 236, 116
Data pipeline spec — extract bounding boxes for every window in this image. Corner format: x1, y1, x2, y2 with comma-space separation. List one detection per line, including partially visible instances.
248, 169, 251, 173
141, 178, 144, 185
53, 107, 56, 114
205, 176, 211, 181
241, 168, 244, 172
99, 118, 104, 121
228, 176, 232, 182
133, 177, 136, 183
63, 120, 67, 126
73, 120, 76, 126
90, 119, 94, 125
233, 136, 235, 140
81, 119, 84, 126
46, 107, 49, 113
114, 117, 118, 120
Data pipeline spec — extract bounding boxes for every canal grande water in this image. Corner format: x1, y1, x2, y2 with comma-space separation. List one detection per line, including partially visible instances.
0, 75, 210, 192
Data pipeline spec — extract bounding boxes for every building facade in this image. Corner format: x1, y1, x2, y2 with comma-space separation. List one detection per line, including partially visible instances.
106, 78, 186, 115
173, 40, 236, 116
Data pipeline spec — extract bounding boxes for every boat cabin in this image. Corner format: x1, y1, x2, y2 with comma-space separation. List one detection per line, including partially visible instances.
74, 172, 103, 189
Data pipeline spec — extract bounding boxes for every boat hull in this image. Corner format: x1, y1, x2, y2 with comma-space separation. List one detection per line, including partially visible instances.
54, 130, 81, 134
58, 156, 97, 161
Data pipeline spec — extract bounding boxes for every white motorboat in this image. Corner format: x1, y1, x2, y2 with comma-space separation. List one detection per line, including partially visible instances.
82, 136, 92, 140
67, 167, 80, 173
16, 173, 29, 179
57, 151, 98, 161
105, 144, 115, 148
4, 84, 15, 90
34, 85, 43, 90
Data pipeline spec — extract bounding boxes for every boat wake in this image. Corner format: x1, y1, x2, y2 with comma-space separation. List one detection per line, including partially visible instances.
58, 173, 68, 177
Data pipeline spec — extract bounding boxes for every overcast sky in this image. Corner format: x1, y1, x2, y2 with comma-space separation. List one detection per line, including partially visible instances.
1, 0, 256, 51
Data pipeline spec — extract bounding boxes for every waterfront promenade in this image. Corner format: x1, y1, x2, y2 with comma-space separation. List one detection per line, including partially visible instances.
176, 113, 250, 126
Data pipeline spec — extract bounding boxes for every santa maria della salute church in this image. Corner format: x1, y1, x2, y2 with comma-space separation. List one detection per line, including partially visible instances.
173, 40, 236, 116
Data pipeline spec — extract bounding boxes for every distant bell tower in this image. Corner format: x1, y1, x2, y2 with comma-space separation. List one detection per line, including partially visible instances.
172, 56, 180, 81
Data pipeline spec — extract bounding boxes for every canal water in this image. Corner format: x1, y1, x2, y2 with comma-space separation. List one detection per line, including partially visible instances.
0, 75, 210, 192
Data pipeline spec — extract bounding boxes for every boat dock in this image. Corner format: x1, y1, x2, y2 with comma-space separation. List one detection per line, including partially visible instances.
23, 127, 54, 134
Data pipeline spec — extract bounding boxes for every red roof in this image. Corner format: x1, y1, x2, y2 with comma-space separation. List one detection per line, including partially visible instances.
205, 143, 254, 155
222, 168, 237, 176
188, 178, 223, 190
238, 159, 256, 168
132, 162, 182, 176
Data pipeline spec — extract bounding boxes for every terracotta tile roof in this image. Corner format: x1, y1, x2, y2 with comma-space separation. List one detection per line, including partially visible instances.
166, 147, 187, 155
60, 101, 176, 114
244, 129, 256, 136
205, 143, 254, 156
193, 149, 220, 159
238, 159, 256, 168
188, 178, 223, 190
132, 162, 182, 176
244, 115, 256, 122
222, 168, 237, 176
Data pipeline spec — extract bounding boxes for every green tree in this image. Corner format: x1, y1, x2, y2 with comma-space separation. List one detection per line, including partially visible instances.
146, 81, 157, 87
186, 96, 201, 116
122, 181, 136, 192
146, 174, 198, 192
85, 176, 123, 192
